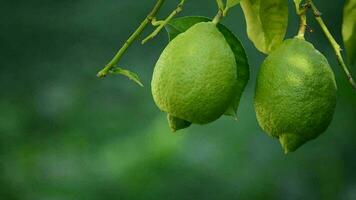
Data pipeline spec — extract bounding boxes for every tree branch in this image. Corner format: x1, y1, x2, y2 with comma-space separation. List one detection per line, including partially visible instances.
308, 0, 356, 90
97, 0, 165, 78
142, 0, 186, 44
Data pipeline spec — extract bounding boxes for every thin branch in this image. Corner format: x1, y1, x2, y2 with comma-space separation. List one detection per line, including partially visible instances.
216, 0, 225, 10
142, 0, 186, 44
308, 0, 356, 90
97, 0, 165, 78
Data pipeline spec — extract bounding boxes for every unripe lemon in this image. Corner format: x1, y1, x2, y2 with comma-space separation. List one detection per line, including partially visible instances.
254, 38, 337, 153
151, 22, 238, 130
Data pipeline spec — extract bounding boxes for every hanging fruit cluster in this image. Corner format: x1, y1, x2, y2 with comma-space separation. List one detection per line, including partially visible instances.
96, 0, 356, 153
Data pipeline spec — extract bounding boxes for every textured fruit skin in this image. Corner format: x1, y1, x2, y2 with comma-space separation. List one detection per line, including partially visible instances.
152, 22, 237, 124
254, 38, 337, 153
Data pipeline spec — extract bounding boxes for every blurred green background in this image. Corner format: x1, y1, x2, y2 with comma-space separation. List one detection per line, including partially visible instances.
1, 0, 356, 199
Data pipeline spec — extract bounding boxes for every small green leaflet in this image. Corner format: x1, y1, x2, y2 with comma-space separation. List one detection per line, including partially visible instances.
343, 0, 356, 65
110, 67, 144, 87
226, 0, 241, 10
165, 16, 250, 119
240, 0, 288, 54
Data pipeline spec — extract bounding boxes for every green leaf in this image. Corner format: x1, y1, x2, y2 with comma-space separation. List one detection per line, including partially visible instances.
165, 16, 250, 119
165, 17, 210, 41
110, 67, 144, 87
226, 0, 241, 9
240, 0, 288, 54
343, 0, 356, 65
216, 23, 250, 119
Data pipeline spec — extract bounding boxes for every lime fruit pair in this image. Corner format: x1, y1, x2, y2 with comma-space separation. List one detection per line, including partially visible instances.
151, 22, 337, 154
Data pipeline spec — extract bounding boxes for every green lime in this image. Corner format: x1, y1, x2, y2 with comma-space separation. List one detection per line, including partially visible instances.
254, 38, 337, 153
152, 22, 238, 128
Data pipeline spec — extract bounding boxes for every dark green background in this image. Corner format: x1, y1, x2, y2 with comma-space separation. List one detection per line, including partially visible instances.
1, 0, 355, 199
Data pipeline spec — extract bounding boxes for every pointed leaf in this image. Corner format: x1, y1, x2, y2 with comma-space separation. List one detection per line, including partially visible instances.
110, 67, 144, 87
165, 16, 249, 118
240, 0, 288, 54
343, 0, 356, 65
216, 24, 249, 118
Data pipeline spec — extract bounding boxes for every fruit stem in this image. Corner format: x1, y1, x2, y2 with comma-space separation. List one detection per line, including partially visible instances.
96, 0, 165, 78
308, 0, 356, 90
212, 9, 224, 25
142, 0, 186, 44
295, 2, 309, 39
212, 0, 226, 25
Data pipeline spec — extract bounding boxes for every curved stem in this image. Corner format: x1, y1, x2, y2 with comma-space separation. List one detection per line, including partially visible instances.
151, 18, 164, 26
309, 1, 356, 90
97, 0, 165, 78
142, 0, 186, 44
